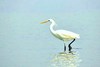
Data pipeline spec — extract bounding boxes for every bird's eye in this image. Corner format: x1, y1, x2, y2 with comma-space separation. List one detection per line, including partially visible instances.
48, 20, 50, 21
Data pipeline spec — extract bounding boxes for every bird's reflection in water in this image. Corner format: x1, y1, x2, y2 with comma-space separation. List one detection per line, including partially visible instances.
51, 51, 82, 67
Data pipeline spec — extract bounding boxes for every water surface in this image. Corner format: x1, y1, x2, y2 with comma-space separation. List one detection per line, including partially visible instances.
0, 0, 100, 67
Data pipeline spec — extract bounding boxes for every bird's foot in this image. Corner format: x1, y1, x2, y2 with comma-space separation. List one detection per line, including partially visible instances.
69, 51, 72, 53
69, 51, 75, 55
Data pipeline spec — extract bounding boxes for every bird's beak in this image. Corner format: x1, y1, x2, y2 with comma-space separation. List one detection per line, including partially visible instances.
40, 20, 48, 24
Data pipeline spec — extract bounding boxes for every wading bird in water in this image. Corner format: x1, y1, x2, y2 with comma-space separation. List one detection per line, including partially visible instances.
40, 19, 80, 53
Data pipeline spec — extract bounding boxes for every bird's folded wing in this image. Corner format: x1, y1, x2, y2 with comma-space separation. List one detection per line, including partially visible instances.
61, 33, 75, 39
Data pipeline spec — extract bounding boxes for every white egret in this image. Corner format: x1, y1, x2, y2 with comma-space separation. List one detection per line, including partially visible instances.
40, 19, 80, 53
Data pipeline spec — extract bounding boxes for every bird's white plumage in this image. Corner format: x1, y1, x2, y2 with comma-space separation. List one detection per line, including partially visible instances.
54, 30, 80, 41
41, 19, 80, 42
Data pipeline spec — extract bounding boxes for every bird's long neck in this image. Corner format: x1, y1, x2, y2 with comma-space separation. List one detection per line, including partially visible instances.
50, 20, 56, 34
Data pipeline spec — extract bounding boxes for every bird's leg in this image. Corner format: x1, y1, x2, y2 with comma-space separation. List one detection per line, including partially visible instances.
64, 42, 66, 52
68, 39, 75, 53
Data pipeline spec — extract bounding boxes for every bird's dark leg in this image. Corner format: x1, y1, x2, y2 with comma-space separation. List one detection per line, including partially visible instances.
68, 39, 75, 53
64, 42, 66, 52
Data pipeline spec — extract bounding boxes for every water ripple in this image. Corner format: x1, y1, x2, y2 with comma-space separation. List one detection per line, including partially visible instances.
51, 51, 82, 67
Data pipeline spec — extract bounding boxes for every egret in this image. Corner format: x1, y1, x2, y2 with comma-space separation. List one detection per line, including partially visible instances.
40, 19, 80, 53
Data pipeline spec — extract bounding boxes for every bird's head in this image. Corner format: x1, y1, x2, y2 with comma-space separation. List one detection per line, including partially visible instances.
40, 19, 54, 24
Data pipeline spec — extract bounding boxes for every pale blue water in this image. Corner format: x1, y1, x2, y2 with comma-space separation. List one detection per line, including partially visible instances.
0, 0, 100, 67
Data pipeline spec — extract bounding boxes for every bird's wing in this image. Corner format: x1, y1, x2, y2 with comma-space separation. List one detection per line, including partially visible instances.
55, 30, 80, 39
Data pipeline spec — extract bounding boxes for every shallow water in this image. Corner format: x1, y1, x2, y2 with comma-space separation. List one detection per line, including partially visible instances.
51, 51, 81, 67
0, 0, 100, 67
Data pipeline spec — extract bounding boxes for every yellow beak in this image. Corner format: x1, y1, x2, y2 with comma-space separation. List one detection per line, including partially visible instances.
40, 20, 48, 24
